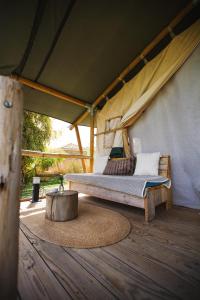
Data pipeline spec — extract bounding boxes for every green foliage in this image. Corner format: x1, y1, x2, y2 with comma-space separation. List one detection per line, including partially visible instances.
23, 111, 51, 151
35, 158, 55, 172
64, 160, 83, 173
22, 111, 52, 183
21, 177, 66, 199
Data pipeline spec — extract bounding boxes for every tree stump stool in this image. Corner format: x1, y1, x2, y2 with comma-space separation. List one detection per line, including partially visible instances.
45, 190, 78, 221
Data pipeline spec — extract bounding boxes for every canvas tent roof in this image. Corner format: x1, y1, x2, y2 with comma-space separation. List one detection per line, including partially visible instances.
0, 0, 199, 125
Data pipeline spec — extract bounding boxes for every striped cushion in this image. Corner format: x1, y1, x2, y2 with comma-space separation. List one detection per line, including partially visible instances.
103, 157, 136, 176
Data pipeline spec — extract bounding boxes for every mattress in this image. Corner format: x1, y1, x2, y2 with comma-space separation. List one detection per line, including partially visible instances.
64, 173, 171, 198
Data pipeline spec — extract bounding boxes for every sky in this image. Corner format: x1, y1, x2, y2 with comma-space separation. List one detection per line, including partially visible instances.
49, 118, 91, 149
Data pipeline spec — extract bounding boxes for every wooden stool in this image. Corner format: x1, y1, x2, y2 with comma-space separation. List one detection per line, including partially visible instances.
45, 190, 78, 221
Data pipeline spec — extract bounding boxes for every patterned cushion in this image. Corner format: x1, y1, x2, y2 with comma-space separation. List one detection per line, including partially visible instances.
103, 157, 136, 176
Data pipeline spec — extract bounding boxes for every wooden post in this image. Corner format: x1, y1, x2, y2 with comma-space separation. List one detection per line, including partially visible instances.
89, 109, 94, 173
144, 195, 155, 223
45, 191, 78, 221
74, 125, 86, 172
0, 76, 23, 299
122, 128, 131, 158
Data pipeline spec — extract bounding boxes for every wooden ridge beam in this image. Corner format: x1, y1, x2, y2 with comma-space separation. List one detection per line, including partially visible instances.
69, 1, 195, 130
11, 75, 90, 108
21, 149, 90, 159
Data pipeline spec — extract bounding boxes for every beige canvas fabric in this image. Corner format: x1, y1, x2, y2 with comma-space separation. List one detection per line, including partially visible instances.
96, 20, 200, 155
104, 116, 121, 149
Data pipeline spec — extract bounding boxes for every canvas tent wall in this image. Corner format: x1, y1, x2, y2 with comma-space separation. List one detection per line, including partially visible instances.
96, 20, 200, 209
129, 44, 200, 209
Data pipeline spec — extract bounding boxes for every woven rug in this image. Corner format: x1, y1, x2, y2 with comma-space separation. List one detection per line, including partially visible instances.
20, 202, 131, 248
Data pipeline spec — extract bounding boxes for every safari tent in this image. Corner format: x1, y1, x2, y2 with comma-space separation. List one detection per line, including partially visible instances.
0, 1, 200, 299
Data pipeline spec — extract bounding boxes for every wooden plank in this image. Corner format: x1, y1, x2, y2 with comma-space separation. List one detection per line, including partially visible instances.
148, 186, 168, 206
126, 209, 200, 259
74, 125, 86, 172
70, 181, 145, 208
159, 170, 168, 177
18, 228, 69, 300
65, 247, 126, 299
89, 111, 94, 172
18, 197, 200, 300
69, 2, 194, 130
160, 157, 169, 164
104, 237, 200, 300
159, 156, 170, 178
159, 164, 169, 171
21, 149, 90, 159
123, 225, 200, 283
81, 196, 200, 257
20, 223, 116, 300
0, 76, 23, 299
11, 75, 89, 108
86, 196, 200, 261
66, 247, 175, 300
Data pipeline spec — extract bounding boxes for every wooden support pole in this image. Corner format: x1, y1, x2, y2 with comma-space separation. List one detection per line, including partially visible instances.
69, 1, 194, 130
74, 125, 86, 172
89, 110, 94, 173
21, 149, 90, 159
95, 126, 122, 136
11, 75, 90, 109
0, 76, 23, 299
122, 128, 131, 158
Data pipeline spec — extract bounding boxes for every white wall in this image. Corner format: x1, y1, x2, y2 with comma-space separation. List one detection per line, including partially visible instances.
129, 45, 200, 209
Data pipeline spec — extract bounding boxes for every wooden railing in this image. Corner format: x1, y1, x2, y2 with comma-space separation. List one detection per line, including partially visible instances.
21, 149, 91, 159
20, 149, 91, 202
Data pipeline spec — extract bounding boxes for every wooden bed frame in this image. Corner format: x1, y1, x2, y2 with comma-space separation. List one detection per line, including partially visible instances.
69, 155, 172, 222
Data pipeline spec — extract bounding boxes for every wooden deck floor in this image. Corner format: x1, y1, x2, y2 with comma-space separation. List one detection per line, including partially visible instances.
19, 196, 200, 300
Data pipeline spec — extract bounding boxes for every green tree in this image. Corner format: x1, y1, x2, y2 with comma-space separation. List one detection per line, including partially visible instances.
22, 111, 52, 183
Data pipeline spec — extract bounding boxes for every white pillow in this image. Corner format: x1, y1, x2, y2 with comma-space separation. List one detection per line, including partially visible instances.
94, 155, 109, 174
134, 152, 160, 176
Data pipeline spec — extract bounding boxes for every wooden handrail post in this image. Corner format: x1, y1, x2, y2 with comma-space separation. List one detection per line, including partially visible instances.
89, 108, 95, 173
0, 76, 23, 299
74, 125, 86, 172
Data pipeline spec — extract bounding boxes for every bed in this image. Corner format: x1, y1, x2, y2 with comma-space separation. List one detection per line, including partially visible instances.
65, 155, 172, 222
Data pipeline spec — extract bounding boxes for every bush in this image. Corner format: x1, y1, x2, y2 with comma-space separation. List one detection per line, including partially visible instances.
22, 111, 52, 183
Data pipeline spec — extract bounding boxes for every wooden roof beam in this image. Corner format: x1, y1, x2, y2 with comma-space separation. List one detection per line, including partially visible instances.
69, 1, 195, 130
11, 75, 90, 109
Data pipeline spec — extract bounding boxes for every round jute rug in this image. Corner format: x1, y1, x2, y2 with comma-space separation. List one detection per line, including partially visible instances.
21, 202, 131, 248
